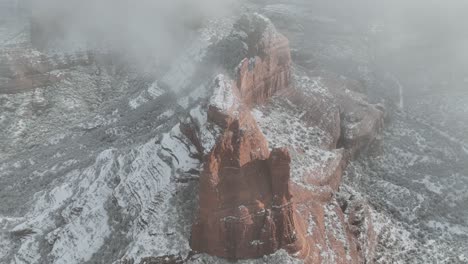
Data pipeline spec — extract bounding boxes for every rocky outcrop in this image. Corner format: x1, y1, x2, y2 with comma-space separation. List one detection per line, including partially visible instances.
190, 14, 308, 259
322, 74, 385, 159
212, 13, 293, 106
190, 13, 384, 264
234, 15, 292, 106
191, 75, 306, 259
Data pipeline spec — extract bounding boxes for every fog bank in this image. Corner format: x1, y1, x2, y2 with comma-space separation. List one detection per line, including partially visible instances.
30, 0, 235, 58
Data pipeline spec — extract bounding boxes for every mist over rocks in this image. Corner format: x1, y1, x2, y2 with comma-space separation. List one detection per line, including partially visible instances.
29, 0, 236, 59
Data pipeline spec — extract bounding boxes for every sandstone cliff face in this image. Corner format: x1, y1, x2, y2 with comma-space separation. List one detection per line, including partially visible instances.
190, 14, 384, 263
191, 75, 305, 259
211, 13, 292, 106
234, 15, 292, 106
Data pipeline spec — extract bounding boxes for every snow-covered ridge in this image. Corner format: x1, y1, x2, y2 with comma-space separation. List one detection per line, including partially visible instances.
3, 123, 200, 264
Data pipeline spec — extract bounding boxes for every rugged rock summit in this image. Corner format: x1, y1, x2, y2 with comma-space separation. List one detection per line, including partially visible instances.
190, 14, 308, 259
191, 74, 305, 259
190, 13, 385, 263
234, 15, 292, 106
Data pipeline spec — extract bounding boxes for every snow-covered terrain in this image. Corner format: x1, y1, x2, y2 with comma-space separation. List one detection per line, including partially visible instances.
1, 0, 467, 263
0, 8, 234, 263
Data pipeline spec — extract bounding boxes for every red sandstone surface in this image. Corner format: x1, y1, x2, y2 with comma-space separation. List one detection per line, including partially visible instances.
189, 14, 384, 263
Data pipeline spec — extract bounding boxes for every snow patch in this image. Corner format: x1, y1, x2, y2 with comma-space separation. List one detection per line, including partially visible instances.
209, 74, 238, 114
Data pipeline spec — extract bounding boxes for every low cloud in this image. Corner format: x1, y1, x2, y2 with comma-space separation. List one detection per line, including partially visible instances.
30, 0, 235, 58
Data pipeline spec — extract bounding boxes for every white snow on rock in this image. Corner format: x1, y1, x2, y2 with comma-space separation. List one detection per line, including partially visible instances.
113, 125, 199, 262
253, 97, 340, 185
5, 120, 200, 264
11, 150, 115, 264
209, 74, 239, 114
189, 105, 220, 154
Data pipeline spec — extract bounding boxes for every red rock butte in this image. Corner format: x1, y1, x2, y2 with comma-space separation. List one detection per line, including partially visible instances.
192, 74, 306, 258
189, 14, 384, 263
